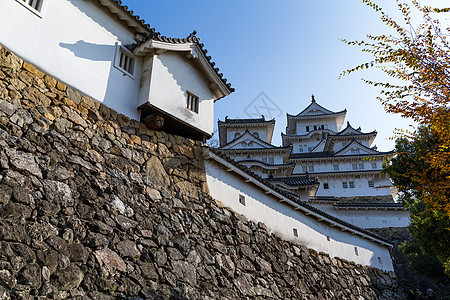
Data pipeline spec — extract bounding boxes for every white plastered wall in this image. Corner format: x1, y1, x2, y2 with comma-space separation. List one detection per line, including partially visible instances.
311, 203, 410, 228
0, 0, 142, 120
205, 159, 394, 271
139, 52, 215, 136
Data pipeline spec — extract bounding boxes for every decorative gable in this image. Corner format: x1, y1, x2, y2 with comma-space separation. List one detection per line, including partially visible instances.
334, 140, 380, 156
222, 131, 276, 150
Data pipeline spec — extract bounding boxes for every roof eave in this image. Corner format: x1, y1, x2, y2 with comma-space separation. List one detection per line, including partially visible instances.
96, 0, 150, 37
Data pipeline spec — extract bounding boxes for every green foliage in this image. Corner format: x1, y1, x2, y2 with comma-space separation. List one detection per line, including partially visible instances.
385, 129, 450, 277
399, 238, 446, 280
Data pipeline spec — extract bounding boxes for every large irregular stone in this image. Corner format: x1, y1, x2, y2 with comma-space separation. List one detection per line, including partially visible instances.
52, 264, 84, 291
94, 248, 127, 275
144, 156, 170, 187
43, 180, 73, 207
7, 149, 42, 178
116, 240, 139, 259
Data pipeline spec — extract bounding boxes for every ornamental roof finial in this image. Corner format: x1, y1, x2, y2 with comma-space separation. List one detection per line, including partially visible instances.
311, 94, 316, 103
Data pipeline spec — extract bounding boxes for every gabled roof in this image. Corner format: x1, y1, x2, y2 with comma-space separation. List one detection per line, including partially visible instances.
132, 31, 234, 100
337, 122, 377, 137
287, 96, 347, 119
334, 139, 382, 156
221, 130, 277, 150
206, 148, 393, 247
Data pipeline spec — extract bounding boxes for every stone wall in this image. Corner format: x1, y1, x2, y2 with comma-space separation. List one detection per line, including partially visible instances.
369, 227, 450, 297
0, 45, 404, 299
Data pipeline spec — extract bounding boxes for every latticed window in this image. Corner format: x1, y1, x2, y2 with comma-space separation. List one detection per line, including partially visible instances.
23, 0, 43, 11
114, 45, 135, 77
368, 180, 374, 187
349, 181, 355, 188
342, 182, 348, 188
186, 92, 199, 113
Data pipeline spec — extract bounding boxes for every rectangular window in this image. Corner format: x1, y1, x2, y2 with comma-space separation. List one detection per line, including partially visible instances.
371, 162, 377, 169
377, 257, 382, 264
306, 126, 310, 132
114, 44, 135, 78
321, 125, 325, 129
314, 125, 318, 130
354, 247, 359, 256
298, 147, 303, 153
358, 163, 364, 169
352, 164, 358, 170
308, 166, 314, 172
349, 181, 355, 188
16, 0, 44, 15
342, 182, 348, 188
302, 166, 307, 173
186, 92, 199, 113
368, 180, 374, 187
308, 147, 312, 152
268, 157, 274, 164
239, 194, 246, 206
333, 164, 339, 171
293, 228, 298, 237
323, 183, 329, 189
262, 157, 267, 163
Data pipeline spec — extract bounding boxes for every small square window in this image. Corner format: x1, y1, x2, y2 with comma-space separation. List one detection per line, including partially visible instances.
333, 165, 339, 171
308, 147, 312, 152
293, 228, 298, 237
349, 181, 355, 188
298, 147, 303, 152
342, 182, 348, 188
371, 162, 377, 169
186, 91, 199, 113
262, 157, 267, 163
352, 164, 358, 170
323, 183, 329, 189
368, 180, 374, 187
114, 45, 135, 78
354, 247, 359, 256
268, 157, 274, 164
358, 163, 364, 169
239, 194, 246, 206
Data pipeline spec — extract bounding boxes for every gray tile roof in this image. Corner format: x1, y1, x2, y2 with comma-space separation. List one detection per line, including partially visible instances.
267, 176, 319, 187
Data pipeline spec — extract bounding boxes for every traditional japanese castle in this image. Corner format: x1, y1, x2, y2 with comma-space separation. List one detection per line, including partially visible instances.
0, 0, 408, 274
217, 96, 396, 202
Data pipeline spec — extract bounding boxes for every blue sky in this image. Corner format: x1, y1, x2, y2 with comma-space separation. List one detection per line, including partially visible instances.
121, 0, 418, 151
